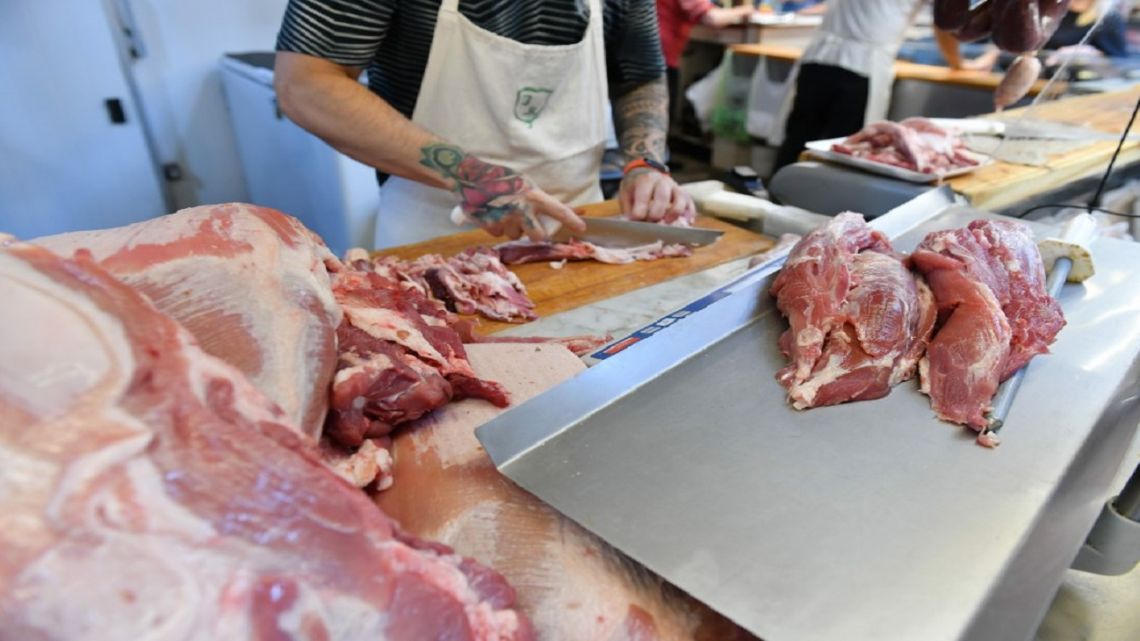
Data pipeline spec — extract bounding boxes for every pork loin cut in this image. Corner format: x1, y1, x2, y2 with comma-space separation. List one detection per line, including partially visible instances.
771, 213, 935, 408
35, 204, 341, 440
0, 240, 531, 641
912, 219, 1065, 433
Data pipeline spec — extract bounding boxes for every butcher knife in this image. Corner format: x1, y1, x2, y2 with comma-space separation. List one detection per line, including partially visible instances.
936, 117, 1134, 142
549, 217, 723, 249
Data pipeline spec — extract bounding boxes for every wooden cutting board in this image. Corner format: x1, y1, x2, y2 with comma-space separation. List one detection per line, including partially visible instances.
374, 200, 774, 334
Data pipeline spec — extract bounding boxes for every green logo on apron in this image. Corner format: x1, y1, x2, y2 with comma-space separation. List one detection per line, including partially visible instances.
514, 87, 554, 127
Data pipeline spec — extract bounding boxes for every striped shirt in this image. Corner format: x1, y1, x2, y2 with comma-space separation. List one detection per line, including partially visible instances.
276, 0, 666, 120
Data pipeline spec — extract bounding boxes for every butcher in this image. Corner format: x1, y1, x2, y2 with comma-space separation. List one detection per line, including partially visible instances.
274, 0, 696, 248
772, 0, 993, 174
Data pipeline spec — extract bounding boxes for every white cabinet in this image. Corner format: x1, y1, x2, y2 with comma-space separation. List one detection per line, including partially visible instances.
220, 54, 378, 256
0, 0, 166, 239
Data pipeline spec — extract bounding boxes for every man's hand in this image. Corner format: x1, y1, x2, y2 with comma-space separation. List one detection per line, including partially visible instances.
619, 168, 696, 225
465, 175, 587, 241
420, 143, 585, 240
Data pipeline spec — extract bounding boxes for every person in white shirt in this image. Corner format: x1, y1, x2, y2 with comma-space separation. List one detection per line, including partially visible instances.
773, 0, 990, 173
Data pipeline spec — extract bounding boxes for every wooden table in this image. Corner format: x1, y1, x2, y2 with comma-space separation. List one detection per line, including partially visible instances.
375, 201, 774, 335
728, 43, 1051, 96
948, 87, 1140, 211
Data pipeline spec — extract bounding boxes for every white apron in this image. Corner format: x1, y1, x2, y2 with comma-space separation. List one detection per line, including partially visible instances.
374, 0, 609, 248
771, 0, 923, 144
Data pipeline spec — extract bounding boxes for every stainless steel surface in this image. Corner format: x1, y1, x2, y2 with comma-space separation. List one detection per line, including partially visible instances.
550, 217, 724, 248
477, 197, 1140, 641
1120, 462, 1140, 521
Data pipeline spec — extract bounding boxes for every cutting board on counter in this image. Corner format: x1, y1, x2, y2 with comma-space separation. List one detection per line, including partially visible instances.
374, 199, 773, 334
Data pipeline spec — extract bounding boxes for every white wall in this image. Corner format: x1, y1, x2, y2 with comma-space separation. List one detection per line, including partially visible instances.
118, 0, 288, 209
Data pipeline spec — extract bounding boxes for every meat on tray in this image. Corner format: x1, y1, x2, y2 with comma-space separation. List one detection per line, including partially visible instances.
497, 238, 692, 266
831, 117, 980, 175
773, 213, 1065, 447
348, 246, 537, 323
912, 219, 1065, 439
0, 239, 533, 641
35, 203, 342, 441
771, 213, 936, 409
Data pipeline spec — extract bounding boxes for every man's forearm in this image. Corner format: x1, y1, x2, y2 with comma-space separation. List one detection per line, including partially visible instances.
612, 77, 669, 164
275, 51, 458, 190
934, 28, 964, 70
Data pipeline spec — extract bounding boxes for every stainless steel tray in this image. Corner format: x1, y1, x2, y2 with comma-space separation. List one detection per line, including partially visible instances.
477, 192, 1140, 641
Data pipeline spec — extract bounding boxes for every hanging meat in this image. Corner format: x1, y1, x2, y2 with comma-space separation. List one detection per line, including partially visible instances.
771, 213, 936, 409
934, 0, 1070, 109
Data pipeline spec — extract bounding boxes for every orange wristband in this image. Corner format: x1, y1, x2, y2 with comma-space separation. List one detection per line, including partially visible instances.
622, 157, 670, 176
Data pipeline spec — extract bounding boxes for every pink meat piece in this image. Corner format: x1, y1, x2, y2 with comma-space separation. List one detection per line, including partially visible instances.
496, 238, 693, 266
0, 240, 532, 641
413, 249, 537, 323
912, 219, 1064, 432
967, 219, 1065, 377
624, 207, 696, 228
328, 268, 509, 448
771, 213, 935, 408
771, 213, 892, 381
34, 204, 341, 441
832, 118, 979, 174
347, 248, 537, 323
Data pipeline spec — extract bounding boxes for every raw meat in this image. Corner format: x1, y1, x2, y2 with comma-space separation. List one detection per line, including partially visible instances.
771, 213, 936, 408
35, 204, 340, 441
912, 219, 1064, 433
377, 343, 756, 641
327, 266, 509, 448
497, 238, 692, 266
832, 118, 980, 175
348, 247, 537, 323
0, 240, 532, 641
994, 55, 1042, 111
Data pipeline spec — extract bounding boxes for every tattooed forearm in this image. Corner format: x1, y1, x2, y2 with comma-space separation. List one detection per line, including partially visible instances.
419, 142, 529, 223
613, 77, 669, 164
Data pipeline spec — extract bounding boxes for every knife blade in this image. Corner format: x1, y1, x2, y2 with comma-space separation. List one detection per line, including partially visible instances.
549, 217, 724, 249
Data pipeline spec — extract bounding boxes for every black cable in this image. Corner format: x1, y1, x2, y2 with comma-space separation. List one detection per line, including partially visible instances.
1088, 91, 1140, 210
1016, 203, 1140, 219
1017, 91, 1140, 220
